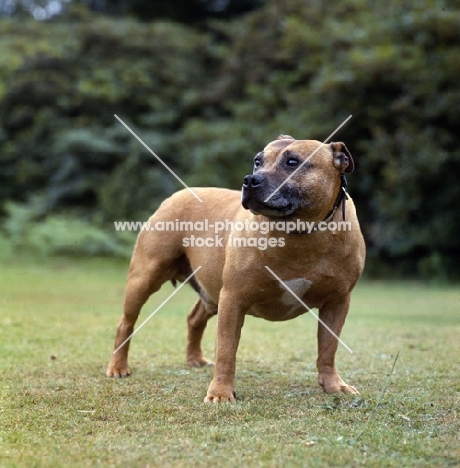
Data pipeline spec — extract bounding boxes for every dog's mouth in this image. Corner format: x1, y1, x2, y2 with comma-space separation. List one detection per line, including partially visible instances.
241, 196, 295, 217
241, 174, 300, 217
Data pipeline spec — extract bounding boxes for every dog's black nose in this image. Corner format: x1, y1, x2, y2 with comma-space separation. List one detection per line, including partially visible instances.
243, 174, 263, 188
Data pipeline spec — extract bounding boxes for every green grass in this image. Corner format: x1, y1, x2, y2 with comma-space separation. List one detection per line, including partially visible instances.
1, 257, 459, 467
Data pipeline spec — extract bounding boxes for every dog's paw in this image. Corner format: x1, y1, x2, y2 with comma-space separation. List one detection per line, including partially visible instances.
106, 363, 131, 378
204, 387, 236, 403
188, 356, 214, 368
332, 383, 358, 394
318, 374, 358, 394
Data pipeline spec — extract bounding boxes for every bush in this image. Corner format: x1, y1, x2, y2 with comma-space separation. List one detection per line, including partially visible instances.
2, 201, 135, 258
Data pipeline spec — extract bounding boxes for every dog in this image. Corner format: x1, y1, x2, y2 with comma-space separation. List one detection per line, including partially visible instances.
107, 135, 366, 403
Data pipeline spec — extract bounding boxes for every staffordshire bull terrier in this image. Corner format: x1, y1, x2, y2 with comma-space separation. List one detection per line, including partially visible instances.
107, 135, 366, 402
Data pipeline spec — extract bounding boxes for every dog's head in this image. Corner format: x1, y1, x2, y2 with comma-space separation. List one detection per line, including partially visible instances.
241, 135, 353, 218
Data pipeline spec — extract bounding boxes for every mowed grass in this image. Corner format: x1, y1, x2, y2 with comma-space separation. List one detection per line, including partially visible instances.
0, 257, 459, 467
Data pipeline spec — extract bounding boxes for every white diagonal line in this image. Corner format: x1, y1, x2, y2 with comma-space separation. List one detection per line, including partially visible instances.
113, 266, 202, 354
264, 115, 352, 202
264, 266, 353, 353
114, 114, 203, 202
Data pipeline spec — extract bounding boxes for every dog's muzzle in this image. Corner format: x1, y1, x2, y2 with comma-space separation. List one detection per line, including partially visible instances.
241, 173, 296, 216
241, 174, 264, 210
243, 174, 263, 191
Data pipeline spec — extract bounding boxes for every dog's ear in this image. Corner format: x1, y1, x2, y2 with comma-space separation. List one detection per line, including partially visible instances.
331, 142, 354, 173
277, 134, 295, 140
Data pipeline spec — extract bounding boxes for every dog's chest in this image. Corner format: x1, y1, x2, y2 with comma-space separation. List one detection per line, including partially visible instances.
248, 278, 312, 321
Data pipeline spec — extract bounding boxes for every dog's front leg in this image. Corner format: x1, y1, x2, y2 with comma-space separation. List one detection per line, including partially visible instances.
316, 296, 358, 394
204, 290, 246, 403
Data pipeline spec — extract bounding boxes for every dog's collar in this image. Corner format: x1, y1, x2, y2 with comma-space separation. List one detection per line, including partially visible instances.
290, 174, 349, 234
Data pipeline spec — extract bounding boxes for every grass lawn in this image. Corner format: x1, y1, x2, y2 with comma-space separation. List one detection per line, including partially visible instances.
0, 257, 459, 467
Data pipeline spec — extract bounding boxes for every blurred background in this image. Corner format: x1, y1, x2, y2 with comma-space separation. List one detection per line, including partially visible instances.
0, 0, 459, 280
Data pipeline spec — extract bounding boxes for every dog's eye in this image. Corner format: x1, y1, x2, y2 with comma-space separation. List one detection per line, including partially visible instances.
286, 158, 299, 167
254, 158, 261, 168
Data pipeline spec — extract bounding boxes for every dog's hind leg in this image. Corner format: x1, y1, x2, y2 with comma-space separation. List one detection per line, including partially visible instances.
106, 245, 173, 378
186, 299, 216, 367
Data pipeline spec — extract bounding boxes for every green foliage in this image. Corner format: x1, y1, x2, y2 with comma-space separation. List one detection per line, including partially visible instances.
0, 14, 214, 212
3, 201, 135, 257
0, 0, 459, 277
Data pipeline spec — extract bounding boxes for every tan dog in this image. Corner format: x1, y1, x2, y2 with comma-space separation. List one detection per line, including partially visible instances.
107, 135, 366, 402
